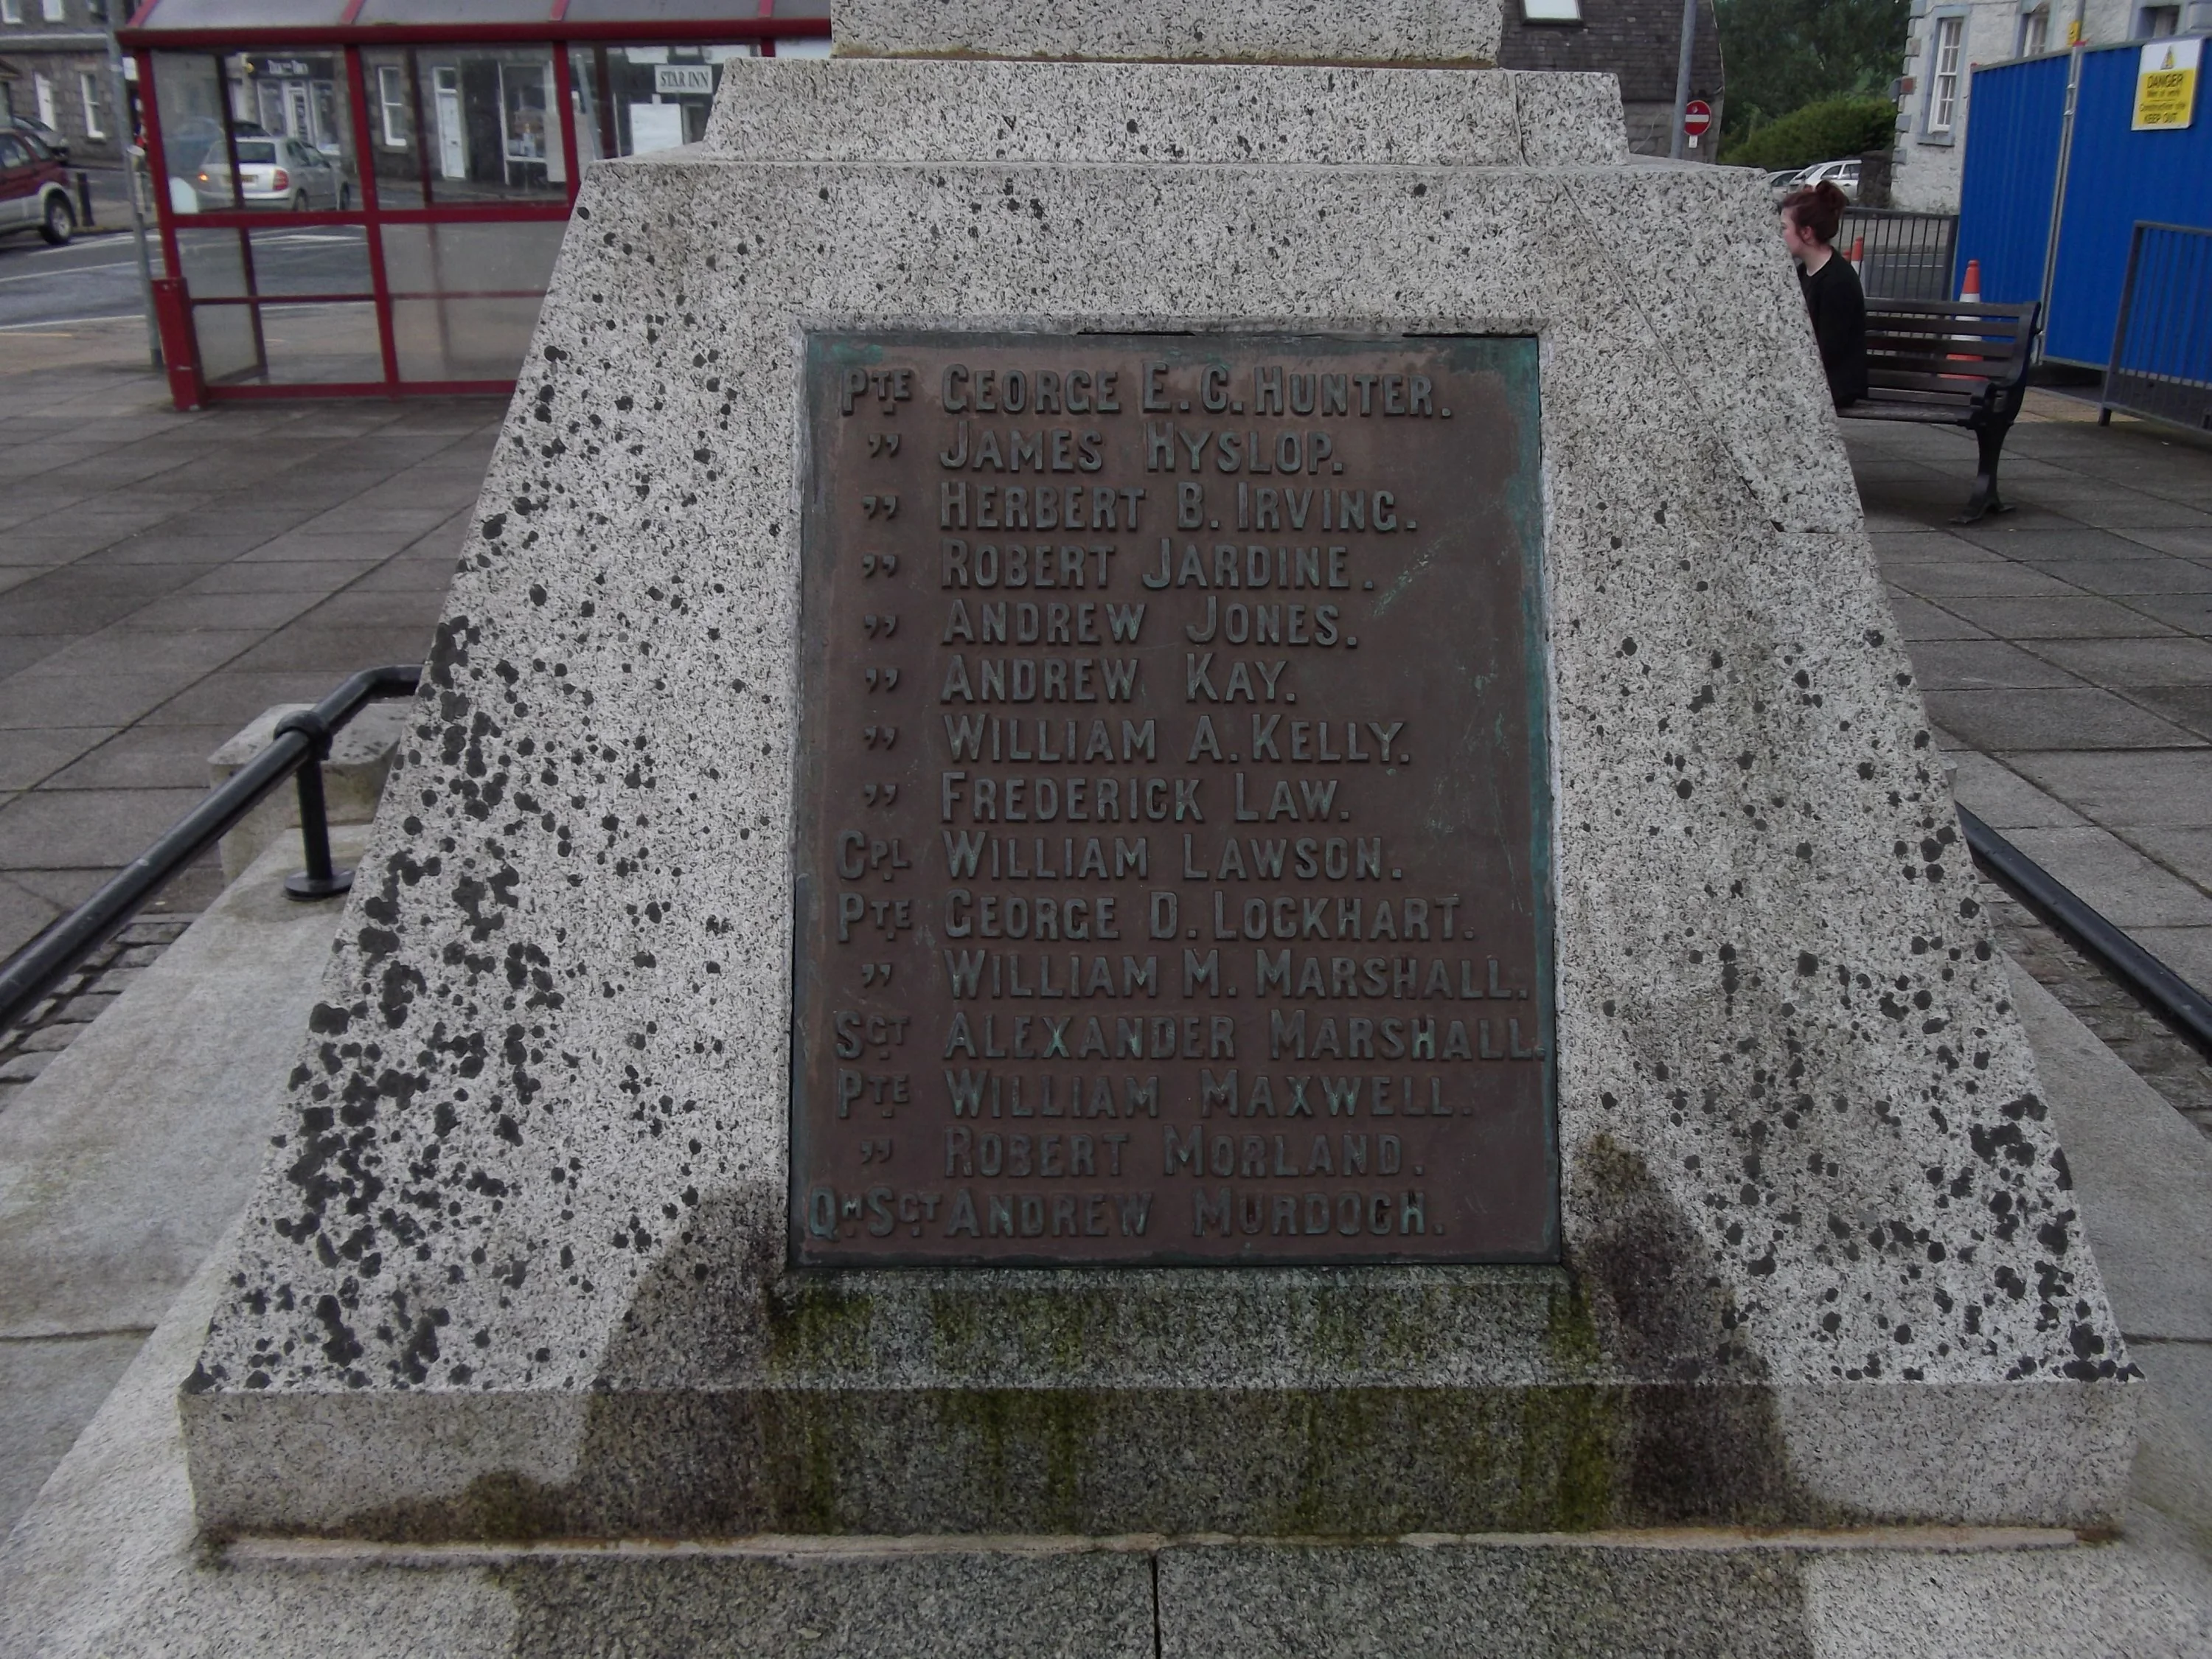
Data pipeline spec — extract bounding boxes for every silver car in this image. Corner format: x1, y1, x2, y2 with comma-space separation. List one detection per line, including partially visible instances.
192, 136, 352, 212
1790, 159, 1862, 202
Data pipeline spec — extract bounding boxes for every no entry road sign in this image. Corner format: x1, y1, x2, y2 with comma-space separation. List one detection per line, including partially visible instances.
1683, 100, 1712, 137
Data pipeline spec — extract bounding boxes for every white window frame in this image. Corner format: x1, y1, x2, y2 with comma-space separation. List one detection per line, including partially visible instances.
0, 0, 22, 25
1927, 14, 1966, 134
39, 0, 63, 20
376, 63, 407, 147
2018, 5, 2049, 56
78, 70, 103, 137
1521, 0, 1583, 21
33, 72, 55, 130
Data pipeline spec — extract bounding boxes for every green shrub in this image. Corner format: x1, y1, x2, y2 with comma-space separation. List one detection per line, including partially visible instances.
1719, 96, 1897, 170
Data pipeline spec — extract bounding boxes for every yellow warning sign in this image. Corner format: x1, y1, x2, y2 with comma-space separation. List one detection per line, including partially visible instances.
2133, 37, 2200, 131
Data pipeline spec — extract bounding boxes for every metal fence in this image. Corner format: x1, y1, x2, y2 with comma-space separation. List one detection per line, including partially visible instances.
2101, 221, 2212, 434
1842, 208, 1960, 302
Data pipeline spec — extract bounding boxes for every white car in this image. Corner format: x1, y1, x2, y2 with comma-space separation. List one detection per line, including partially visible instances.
1787, 159, 1862, 201
191, 136, 352, 212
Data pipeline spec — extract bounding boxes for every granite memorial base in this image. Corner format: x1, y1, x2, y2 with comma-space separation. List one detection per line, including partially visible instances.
175, 1, 2135, 1553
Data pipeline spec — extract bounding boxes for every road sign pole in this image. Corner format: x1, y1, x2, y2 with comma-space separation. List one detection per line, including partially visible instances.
1670, 0, 1699, 159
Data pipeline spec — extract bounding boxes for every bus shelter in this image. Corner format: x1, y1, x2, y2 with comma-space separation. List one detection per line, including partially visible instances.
116, 0, 829, 406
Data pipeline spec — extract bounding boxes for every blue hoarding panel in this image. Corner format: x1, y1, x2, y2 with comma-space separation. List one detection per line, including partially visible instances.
2045, 43, 2212, 364
1955, 55, 2070, 306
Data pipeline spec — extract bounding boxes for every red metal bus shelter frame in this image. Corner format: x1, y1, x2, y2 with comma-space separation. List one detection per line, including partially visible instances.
118, 4, 828, 406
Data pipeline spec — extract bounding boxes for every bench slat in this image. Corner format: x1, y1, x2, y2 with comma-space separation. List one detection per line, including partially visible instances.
1868, 359, 2011, 383
1846, 403, 1975, 424
1866, 334, 2023, 360
1862, 296, 2040, 321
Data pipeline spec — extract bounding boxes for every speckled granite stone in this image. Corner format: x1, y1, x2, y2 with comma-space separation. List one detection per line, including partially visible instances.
834, 0, 1503, 66
178, 54, 2135, 1541
702, 61, 1625, 167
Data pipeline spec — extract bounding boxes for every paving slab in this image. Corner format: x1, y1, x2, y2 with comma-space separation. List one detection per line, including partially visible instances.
2135, 687, 2212, 740
1940, 594, 2177, 639
0, 831, 365, 1533
1907, 640, 2084, 691
1922, 688, 2200, 751
2003, 750, 2212, 830
1887, 563, 2081, 599
2031, 636, 2212, 686
1884, 592, 1992, 639
1995, 827, 2212, 931
1947, 751, 2092, 829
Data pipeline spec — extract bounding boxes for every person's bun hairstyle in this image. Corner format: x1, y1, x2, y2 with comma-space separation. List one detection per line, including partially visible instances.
1780, 180, 1848, 247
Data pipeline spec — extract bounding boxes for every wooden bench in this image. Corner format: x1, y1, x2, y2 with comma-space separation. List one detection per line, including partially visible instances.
1840, 297, 2042, 524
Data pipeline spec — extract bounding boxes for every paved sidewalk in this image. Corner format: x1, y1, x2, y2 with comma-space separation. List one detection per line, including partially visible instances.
1848, 392, 2212, 1104
0, 321, 497, 974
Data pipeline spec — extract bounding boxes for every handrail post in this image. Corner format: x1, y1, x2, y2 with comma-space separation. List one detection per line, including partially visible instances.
274, 707, 350, 900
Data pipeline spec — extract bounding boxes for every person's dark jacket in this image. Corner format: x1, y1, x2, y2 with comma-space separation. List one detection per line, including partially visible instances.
1799, 253, 1868, 406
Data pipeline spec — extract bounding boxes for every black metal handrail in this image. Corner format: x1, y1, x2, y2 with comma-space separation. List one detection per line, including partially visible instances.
0, 664, 420, 1037
1959, 804, 2212, 1061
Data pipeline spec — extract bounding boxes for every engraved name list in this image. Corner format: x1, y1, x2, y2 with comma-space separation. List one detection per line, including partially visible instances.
791, 333, 1556, 1266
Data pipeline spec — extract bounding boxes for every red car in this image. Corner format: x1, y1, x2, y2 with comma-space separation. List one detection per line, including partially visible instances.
0, 129, 74, 246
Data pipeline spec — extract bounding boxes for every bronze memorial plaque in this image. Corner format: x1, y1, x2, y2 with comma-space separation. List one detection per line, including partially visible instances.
791, 334, 1554, 1266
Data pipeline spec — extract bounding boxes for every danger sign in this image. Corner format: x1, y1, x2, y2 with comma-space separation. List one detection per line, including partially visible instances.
2133, 38, 2199, 131
1683, 100, 1713, 137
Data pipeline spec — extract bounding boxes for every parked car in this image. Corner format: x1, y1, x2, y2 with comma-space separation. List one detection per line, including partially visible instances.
189, 133, 348, 212
1788, 159, 1862, 201
5, 114, 67, 167
0, 129, 74, 245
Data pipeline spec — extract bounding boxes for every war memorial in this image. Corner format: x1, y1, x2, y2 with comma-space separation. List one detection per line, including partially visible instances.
4, 0, 2208, 1652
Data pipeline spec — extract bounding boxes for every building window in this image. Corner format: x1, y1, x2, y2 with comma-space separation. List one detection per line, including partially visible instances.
1928, 15, 1965, 133
78, 70, 103, 138
2137, 4, 2180, 33
1521, 0, 1583, 18
33, 73, 55, 130
376, 63, 407, 146
2018, 5, 2049, 55
0, 0, 21, 24
39, 0, 63, 20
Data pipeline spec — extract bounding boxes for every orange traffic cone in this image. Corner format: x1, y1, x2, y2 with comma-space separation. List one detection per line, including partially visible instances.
1850, 235, 1864, 274
1949, 258, 1985, 375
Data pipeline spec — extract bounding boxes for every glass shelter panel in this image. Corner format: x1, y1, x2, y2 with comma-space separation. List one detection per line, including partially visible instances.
253, 299, 383, 383
380, 218, 564, 296
151, 52, 235, 211
243, 222, 373, 296
392, 296, 546, 382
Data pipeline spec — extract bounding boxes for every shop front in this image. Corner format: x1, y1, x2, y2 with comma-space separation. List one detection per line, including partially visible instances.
117, 0, 829, 405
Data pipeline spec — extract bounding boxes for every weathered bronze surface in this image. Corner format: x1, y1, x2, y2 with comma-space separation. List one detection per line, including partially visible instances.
792, 334, 1554, 1266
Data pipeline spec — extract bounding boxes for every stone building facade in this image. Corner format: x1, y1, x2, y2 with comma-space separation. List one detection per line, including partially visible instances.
0, 0, 124, 165
1891, 0, 2212, 209
1498, 0, 1725, 158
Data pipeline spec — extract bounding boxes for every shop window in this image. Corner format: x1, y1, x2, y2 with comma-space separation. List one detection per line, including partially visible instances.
570, 44, 738, 161
409, 48, 565, 201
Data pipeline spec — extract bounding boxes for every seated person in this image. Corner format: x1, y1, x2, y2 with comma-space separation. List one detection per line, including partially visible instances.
1779, 181, 1868, 407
